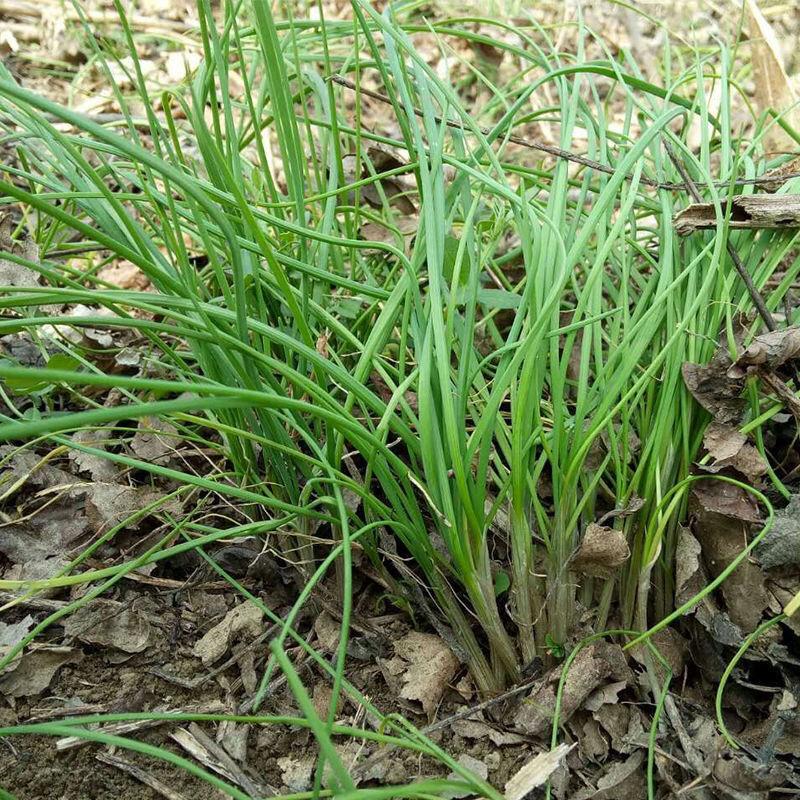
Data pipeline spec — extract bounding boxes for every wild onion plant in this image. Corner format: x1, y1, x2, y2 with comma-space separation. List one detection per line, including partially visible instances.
0, 0, 798, 710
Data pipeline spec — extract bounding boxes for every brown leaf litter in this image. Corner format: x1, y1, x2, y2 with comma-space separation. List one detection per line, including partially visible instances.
192, 600, 264, 666
380, 631, 460, 720
570, 522, 630, 578
512, 642, 631, 737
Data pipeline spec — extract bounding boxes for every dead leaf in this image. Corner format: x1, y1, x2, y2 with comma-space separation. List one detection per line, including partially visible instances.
69, 429, 119, 482
341, 146, 416, 215
691, 481, 768, 632
0, 615, 35, 652
130, 416, 179, 463
571, 523, 630, 578
757, 493, 800, 569
504, 744, 574, 800
682, 350, 746, 425
513, 643, 630, 736
573, 751, 646, 800
446, 754, 488, 798
0, 214, 41, 289
746, 0, 800, 154
0, 647, 82, 697
63, 606, 152, 653
701, 421, 768, 482
731, 325, 800, 375
193, 600, 263, 666
381, 631, 459, 719
278, 755, 316, 793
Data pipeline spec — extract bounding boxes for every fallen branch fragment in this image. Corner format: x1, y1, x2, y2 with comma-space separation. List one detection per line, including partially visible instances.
674, 195, 800, 235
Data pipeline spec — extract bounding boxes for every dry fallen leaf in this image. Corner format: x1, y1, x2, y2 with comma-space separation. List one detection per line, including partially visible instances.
701, 421, 768, 482
63, 606, 152, 653
131, 416, 179, 463
757, 493, 800, 569
504, 744, 574, 800
690, 481, 768, 632
571, 523, 630, 578
682, 351, 746, 425
513, 643, 630, 736
573, 751, 646, 800
732, 325, 800, 374
0, 647, 83, 698
746, 0, 800, 154
193, 600, 263, 665
278, 755, 316, 793
0, 214, 41, 289
381, 631, 459, 719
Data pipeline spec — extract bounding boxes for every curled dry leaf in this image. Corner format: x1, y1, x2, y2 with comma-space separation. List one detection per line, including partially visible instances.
690, 481, 768, 633
573, 751, 646, 800
0, 647, 82, 698
702, 421, 768, 482
504, 744, 574, 800
193, 600, 263, 666
381, 631, 459, 719
513, 642, 630, 736
682, 351, 746, 425
131, 416, 180, 463
731, 325, 800, 375
571, 523, 630, 579
756, 493, 800, 569
63, 606, 152, 653
746, 0, 800, 154
0, 214, 41, 289
341, 146, 416, 215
